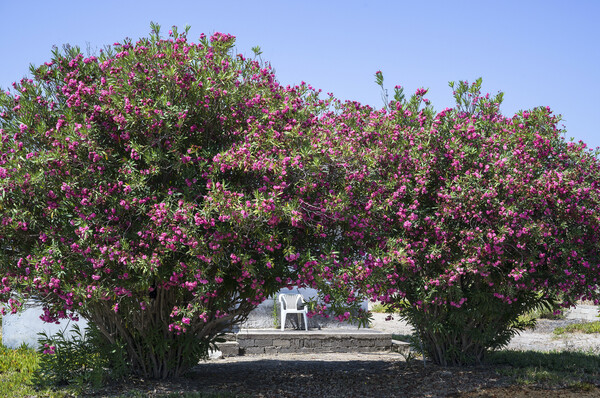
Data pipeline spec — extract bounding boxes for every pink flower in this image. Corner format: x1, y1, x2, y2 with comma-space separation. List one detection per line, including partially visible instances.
43, 344, 56, 355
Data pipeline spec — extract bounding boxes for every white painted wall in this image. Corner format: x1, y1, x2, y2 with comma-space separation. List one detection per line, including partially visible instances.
1, 288, 369, 345
1, 301, 87, 349
244, 287, 368, 329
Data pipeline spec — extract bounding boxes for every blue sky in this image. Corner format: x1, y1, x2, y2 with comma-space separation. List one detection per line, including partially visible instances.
1, 1, 598, 150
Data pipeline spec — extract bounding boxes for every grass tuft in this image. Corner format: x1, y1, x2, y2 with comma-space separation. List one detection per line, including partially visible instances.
370, 303, 393, 313
553, 321, 600, 335
488, 349, 600, 388
0, 343, 69, 397
517, 306, 566, 325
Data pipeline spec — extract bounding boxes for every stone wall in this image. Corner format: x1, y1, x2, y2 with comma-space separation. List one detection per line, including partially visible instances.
236, 331, 392, 355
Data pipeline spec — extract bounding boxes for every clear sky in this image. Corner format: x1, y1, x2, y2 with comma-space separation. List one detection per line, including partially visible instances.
1, 1, 598, 150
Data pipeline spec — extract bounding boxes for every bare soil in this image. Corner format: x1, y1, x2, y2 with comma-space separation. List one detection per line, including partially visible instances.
88, 315, 600, 397
92, 353, 599, 397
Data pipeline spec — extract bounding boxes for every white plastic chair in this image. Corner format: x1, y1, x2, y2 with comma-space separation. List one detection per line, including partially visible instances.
279, 293, 308, 331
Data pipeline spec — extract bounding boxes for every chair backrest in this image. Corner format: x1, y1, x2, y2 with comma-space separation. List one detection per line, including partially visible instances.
280, 294, 302, 310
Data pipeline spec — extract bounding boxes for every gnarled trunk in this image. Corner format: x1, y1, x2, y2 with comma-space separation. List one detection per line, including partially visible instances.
82, 288, 254, 379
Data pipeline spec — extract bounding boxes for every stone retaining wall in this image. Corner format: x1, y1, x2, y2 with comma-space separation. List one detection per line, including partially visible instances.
235, 331, 393, 355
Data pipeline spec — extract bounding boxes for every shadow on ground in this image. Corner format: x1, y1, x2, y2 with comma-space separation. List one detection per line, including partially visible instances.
91, 356, 599, 397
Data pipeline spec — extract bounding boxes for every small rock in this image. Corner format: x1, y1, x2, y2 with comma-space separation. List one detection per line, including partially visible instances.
209, 349, 223, 360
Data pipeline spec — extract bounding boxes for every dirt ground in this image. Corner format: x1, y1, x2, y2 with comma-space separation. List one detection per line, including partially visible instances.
95, 352, 599, 397
92, 314, 600, 397
3, 311, 599, 397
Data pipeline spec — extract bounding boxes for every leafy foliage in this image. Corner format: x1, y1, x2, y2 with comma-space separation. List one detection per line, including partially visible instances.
2, 24, 599, 373
0, 24, 354, 378
35, 323, 129, 389
0, 342, 69, 397
306, 77, 600, 365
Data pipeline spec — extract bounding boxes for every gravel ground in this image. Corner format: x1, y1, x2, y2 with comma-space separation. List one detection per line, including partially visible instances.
506, 318, 600, 353
369, 312, 600, 354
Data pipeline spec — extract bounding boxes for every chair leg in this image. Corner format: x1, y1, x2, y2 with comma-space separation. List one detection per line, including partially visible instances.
303, 313, 308, 331
281, 313, 286, 331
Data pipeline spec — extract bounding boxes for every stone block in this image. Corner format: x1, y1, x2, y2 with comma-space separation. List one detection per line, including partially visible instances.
220, 333, 237, 342
245, 346, 266, 355
216, 341, 240, 357
305, 339, 323, 348
254, 339, 273, 347
272, 339, 291, 347
374, 339, 391, 348
331, 347, 348, 353
236, 339, 254, 348
391, 340, 410, 355
278, 347, 299, 354
265, 346, 280, 355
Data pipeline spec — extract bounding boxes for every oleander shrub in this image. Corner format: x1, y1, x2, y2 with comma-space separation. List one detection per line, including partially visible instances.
0, 24, 360, 378
306, 77, 600, 365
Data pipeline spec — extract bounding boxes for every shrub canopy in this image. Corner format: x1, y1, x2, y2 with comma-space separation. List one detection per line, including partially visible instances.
0, 25, 362, 377
1, 25, 599, 373
305, 78, 600, 364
